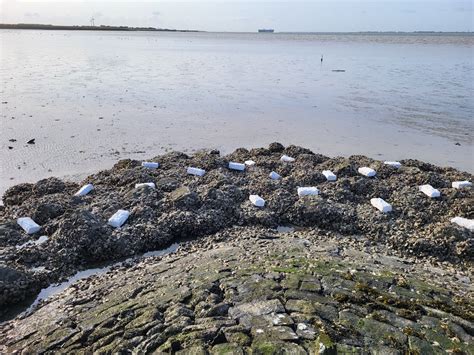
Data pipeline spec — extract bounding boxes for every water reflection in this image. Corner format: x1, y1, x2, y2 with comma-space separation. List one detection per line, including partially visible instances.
25, 243, 179, 313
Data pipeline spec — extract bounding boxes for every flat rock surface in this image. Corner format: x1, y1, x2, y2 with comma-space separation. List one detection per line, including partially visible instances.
0, 227, 472, 353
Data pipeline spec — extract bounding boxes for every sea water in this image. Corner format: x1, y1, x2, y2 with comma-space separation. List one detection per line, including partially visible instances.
1, 31, 472, 199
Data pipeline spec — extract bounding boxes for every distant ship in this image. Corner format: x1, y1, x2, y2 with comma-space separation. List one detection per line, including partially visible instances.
258, 29, 274, 33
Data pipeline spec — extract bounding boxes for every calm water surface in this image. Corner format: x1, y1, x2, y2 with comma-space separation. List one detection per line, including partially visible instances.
1, 31, 473, 196
0, 242, 179, 322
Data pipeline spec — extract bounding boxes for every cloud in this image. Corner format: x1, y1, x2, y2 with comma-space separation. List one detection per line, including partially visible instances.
152, 11, 161, 17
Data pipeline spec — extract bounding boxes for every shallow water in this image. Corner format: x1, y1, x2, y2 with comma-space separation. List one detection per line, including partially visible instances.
25, 242, 179, 314
1, 31, 473, 198
276, 225, 296, 233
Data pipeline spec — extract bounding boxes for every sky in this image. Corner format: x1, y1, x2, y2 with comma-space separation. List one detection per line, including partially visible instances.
0, 0, 472, 32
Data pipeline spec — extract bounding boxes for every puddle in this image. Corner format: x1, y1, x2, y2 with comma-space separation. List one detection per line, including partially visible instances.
16, 236, 49, 249
276, 225, 296, 233
141, 244, 178, 258
25, 243, 179, 314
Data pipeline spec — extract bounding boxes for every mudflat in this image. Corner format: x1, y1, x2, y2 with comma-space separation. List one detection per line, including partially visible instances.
2, 31, 473, 199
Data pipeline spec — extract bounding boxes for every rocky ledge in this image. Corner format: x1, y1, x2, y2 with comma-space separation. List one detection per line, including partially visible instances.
0, 143, 472, 353
0, 227, 473, 353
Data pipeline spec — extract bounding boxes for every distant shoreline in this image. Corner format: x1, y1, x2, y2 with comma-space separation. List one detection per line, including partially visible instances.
0, 24, 472, 34
277, 31, 473, 35
0, 23, 200, 32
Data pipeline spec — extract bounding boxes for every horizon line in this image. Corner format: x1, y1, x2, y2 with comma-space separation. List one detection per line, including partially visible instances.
0, 23, 472, 34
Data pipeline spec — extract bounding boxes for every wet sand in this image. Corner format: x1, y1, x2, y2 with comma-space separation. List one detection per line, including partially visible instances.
1, 31, 473, 199
1, 105, 472, 201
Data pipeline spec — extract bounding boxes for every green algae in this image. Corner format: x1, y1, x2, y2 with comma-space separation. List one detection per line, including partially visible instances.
251, 340, 280, 355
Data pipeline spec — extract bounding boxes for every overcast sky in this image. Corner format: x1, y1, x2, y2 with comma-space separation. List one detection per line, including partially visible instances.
1, 0, 472, 32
